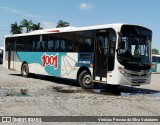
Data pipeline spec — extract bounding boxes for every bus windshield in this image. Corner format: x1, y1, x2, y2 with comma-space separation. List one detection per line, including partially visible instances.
117, 25, 152, 70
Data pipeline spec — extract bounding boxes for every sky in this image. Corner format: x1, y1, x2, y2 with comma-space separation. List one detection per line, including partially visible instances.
0, 0, 160, 50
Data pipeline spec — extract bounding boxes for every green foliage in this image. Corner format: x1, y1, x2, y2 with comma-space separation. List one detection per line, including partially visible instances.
10, 19, 43, 34
10, 19, 70, 34
31, 23, 43, 31
56, 20, 69, 28
20, 19, 33, 33
10, 22, 22, 34
152, 48, 159, 54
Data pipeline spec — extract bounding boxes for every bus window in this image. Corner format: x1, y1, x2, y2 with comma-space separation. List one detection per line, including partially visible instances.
66, 40, 74, 52
61, 40, 66, 51
55, 39, 61, 51
25, 36, 35, 51
42, 35, 48, 51
76, 31, 94, 52
37, 41, 45, 51
32, 35, 40, 52
48, 40, 55, 51
16, 37, 23, 51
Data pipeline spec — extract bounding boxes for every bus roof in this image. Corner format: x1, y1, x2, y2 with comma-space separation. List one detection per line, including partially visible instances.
5, 23, 151, 38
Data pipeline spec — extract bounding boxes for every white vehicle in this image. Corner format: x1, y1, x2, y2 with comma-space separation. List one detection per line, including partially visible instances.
152, 54, 160, 73
3, 24, 152, 89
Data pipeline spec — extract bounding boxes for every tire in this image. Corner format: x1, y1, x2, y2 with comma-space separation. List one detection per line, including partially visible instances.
78, 70, 94, 89
21, 63, 29, 77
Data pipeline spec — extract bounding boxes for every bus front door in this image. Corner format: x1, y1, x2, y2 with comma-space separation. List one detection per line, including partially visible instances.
94, 34, 109, 82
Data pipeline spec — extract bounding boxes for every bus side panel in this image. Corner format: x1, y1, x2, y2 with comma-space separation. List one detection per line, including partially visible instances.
61, 53, 94, 80
16, 52, 94, 80
17, 52, 67, 77
61, 53, 78, 79
42, 52, 67, 77
15, 51, 22, 71
16, 52, 35, 73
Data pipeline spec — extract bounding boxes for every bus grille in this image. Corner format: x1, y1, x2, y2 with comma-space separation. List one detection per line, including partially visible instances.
131, 79, 146, 83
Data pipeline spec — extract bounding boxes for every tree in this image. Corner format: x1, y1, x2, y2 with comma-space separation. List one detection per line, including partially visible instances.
56, 20, 69, 28
152, 48, 159, 54
31, 23, 43, 31
20, 19, 33, 33
10, 22, 22, 34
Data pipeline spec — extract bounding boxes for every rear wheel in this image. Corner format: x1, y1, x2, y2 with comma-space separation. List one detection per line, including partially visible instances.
78, 70, 94, 89
21, 63, 29, 77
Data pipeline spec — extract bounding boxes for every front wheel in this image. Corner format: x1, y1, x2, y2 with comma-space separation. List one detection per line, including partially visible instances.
78, 70, 94, 89
21, 63, 29, 77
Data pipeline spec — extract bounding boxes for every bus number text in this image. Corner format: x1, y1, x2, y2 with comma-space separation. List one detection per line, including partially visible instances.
41, 53, 58, 69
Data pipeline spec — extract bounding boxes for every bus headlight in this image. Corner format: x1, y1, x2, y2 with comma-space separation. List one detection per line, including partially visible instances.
118, 66, 126, 75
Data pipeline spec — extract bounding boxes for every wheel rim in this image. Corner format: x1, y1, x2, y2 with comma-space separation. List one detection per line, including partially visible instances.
82, 75, 92, 85
22, 65, 28, 75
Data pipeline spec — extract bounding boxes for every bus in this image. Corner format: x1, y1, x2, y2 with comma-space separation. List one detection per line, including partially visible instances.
152, 54, 160, 73
0, 47, 3, 64
3, 24, 152, 89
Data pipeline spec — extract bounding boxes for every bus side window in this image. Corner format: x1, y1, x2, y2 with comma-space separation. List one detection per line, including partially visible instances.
84, 39, 92, 52
32, 41, 37, 51
67, 41, 74, 52
37, 41, 45, 52
42, 35, 49, 52
44, 41, 49, 51
55, 39, 61, 52
32, 35, 40, 52
26, 37, 34, 51
61, 40, 66, 51
48, 40, 55, 52
16, 37, 23, 51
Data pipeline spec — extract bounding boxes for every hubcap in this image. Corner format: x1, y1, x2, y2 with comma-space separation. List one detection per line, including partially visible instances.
83, 75, 91, 85
23, 65, 28, 75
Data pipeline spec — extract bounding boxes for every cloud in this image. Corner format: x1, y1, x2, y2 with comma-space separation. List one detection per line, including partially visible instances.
0, 6, 43, 19
1, 6, 23, 14
79, 3, 93, 10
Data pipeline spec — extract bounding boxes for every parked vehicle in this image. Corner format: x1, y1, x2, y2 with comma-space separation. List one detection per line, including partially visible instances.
152, 54, 160, 73
4, 23, 152, 89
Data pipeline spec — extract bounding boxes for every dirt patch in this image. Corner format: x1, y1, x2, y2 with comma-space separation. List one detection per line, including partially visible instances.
53, 86, 85, 93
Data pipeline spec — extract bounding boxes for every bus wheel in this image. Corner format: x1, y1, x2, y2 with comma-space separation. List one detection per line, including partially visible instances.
78, 70, 94, 89
21, 63, 29, 77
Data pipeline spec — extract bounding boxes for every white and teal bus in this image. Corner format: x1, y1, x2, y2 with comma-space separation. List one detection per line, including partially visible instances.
152, 54, 160, 73
3, 24, 152, 89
